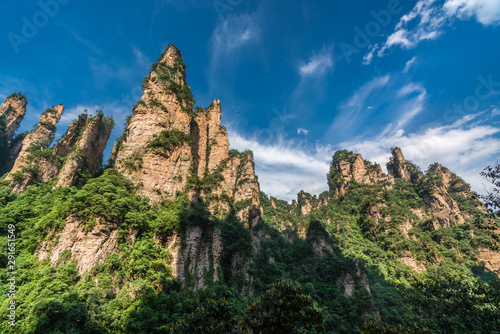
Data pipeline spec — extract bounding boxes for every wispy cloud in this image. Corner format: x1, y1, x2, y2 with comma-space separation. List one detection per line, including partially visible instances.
328, 75, 390, 135
298, 47, 334, 77
297, 128, 309, 135
444, 0, 500, 26
370, 0, 500, 61
206, 11, 262, 96
403, 56, 418, 73
362, 44, 378, 65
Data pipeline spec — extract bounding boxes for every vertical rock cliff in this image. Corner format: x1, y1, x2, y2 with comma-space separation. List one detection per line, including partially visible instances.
0, 93, 27, 142
55, 113, 113, 188
4, 105, 64, 192
0, 94, 28, 172
109, 44, 262, 290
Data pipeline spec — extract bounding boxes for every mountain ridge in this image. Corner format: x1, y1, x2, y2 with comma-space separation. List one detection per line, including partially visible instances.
0, 44, 499, 333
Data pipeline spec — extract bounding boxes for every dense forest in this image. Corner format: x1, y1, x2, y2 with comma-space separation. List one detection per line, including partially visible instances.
0, 45, 499, 333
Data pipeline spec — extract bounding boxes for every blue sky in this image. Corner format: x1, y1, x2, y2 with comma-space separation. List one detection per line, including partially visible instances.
1, 0, 499, 200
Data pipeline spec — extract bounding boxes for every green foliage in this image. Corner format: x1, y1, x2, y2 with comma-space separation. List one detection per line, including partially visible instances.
406, 272, 500, 333
481, 164, 500, 213
169, 299, 242, 333
171, 281, 324, 334
147, 130, 194, 153
7, 92, 27, 102
244, 280, 324, 333
38, 121, 56, 132
361, 321, 430, 334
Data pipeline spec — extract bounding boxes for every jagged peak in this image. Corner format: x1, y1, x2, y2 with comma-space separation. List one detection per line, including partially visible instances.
390, 147, 406, 163
387, 147, 421, 182
159, 43, 184, 67
39, 104, 64, 124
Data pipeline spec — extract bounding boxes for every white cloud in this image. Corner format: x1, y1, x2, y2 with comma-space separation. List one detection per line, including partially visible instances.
370, 0, 500, 61
209, 12, 261, 57
205, 11, 262, 97
362, 44, 378, 65
328, 75, 390, 135
299, 47, 334, 77
403, 56, 418, 73
228, 129, 332, 201
297, 128, 310, 135
227, 111, 499, 201
444, 0, 500, 26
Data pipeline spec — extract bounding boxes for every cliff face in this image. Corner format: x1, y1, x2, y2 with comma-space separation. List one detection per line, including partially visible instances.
55, 113, 113, 188
3, 107, 114, 192
0, 94, 27, 142
328, 150, 387, 197
38, 215, 119, 275
4, 105, 64, 192
386, 147, 419, 183
108, 45, 262, 290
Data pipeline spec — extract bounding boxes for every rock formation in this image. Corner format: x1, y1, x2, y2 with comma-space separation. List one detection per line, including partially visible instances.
5, 105, 64, 192
107, 44, 262, 289
387, 147, 421, 183
328, 150, 387, 197
0, 93, 27, 142
54, 113, 113, 188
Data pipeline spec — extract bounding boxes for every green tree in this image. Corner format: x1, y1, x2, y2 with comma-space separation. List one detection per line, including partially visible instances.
405, 273, 500, 333
481, 164, 500, 213
244, 281, 324, 333
169, 299, 243, 334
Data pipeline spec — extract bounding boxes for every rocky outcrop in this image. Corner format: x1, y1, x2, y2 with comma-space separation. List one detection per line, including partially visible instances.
5, 105, 64, 193
338, 262, 372, 297
113, 45, 195, 202
55, 113, 113, 188
479, 248, 500, 275
387, 147, 421, 183
399, 255, 426, 272
37, 215, 119, 275
3, 108, 113, 191
328, 150, 387, 197
0, 94, 27, 142
109, 44, 263, 288
297, 191, 323, 216
422, 184, 464, 226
